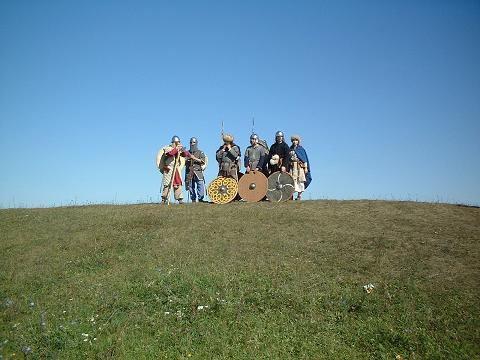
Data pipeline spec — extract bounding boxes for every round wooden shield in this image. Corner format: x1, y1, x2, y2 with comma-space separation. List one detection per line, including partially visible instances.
207, 176, 238, 204
238, 171, 268, 202
267, 171, 295, 202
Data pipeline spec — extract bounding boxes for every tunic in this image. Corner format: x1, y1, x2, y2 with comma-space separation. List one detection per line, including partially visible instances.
185, 148, 206, 182
244, 144, 266, 170
216, 144, 241, 180
267, 142, 290, 173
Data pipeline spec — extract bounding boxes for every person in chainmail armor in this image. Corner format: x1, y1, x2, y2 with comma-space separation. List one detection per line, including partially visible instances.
244, 133, 267, 174
216, 133, 241, 181
185, 137, 207, 202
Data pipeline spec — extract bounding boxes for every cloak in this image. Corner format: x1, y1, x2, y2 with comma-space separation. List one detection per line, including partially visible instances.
292, 145, 312, 189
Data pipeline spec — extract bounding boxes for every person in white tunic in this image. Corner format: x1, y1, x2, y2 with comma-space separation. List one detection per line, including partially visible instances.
288, 134, 312, 200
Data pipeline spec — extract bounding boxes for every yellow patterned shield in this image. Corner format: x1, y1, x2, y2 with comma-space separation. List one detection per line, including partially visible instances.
207, 176, 238, 204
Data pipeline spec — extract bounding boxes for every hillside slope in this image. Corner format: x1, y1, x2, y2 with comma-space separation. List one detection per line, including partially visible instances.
1, 200, 479, 359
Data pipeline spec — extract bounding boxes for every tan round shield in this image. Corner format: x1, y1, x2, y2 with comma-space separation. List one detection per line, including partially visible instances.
207, 176, 238, 204
267, 171, 295, 202
238, 171, 268, 202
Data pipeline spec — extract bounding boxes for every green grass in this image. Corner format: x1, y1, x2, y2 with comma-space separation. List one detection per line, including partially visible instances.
1, 200, 479, 359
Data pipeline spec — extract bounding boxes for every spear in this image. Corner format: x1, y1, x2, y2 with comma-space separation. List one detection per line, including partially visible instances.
166, 150, 180, 205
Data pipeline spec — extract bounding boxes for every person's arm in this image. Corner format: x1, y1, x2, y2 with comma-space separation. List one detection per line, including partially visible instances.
216, 148, 224, 163
196, 151, 206, 164
254, 147, 264, 170
281, 143, 290, 172
266, 145, 274, 171
244, 156, 249, 169
257, 155, 265, 171
187, 152, 203, 164
299, 147, 309, 173
267, 145, 273, 163
284, 143, 292, 161
226, 145, 240, 161
167, 147, 178, 156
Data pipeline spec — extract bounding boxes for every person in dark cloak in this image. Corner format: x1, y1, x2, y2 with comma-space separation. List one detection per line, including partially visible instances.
267, 131, 290, 174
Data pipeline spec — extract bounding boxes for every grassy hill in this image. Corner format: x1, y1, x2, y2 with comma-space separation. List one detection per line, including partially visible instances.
1, 200, 479, 359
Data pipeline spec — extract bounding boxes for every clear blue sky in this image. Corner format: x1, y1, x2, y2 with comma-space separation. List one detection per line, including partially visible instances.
1, 0, 479, 207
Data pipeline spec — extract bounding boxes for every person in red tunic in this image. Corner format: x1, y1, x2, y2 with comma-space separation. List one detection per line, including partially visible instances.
156, 135, 191, 204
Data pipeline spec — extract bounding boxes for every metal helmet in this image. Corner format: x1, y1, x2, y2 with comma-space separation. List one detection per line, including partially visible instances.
171, 135, 180, 143
275, 131, 284, 144
189, 136, 199, 152
250, 133, 259, 141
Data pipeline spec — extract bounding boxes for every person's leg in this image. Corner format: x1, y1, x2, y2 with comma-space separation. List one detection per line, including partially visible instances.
174, 185, 184, 204
162, 186, 169, 203
296, 182, 305, 200
197, 178, 205, 201
190, 176, 197, 202
161, 172, 172, 203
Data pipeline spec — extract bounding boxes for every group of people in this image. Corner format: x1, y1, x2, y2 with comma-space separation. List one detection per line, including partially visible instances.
156, 131, 311, 204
